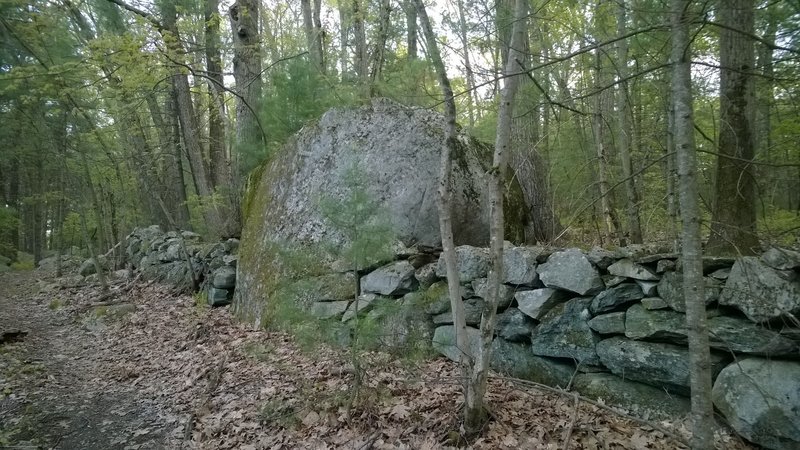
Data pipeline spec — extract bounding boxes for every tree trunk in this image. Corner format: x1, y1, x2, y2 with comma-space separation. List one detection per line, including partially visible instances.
338, 0, 350, 77
616, 0, 643, 243
206, 0, 230, 190
671, 2, 715, 448
405, 0, 417, 61
229, 0, 264, 157
456, 0, 476, 127
369, 0, 392, 93
707, 0, 758, 256
301, 0, 324, 73
352, 0, 368, 97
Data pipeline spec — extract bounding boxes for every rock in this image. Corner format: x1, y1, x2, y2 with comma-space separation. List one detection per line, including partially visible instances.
495, 308, 537, 342
624, 304, 686, 342
537, 249, 604, 296
422, 281, 451, 315
708, 267, 730, 280
719, 257, 800, 323
641, 297, 669, 310
657, 272, 721, 312
596, 337, 728, 394
361, 260, 417, 295
293, 272, 357, 303
515, 288, 570, 320
590, 283, 644, 315
656, 259, 676, 273
712, 358, 800, 450
342, 294, 384, 322
587, 247, 616, 270
310, 301, 350, 320
762, 247, 800, 271
602, 275, 628, 288
212, 266, 237, 289
181, 230, 201, 241
435, 246, 490, 283
223, 254, 238, 267
636, 253, 678, 264
433, 297, 484, 326
573, 373, 691, 420
636, 280, 659, 296
530, 297, 600, 366
587, 312, 626, 335
491, 339, 575, 388
472, 278, 514, 310
79, 257, 107, 277
432, 325, 481, 363
367, 294, 434, 349
414, 263, 438, 289
503, 247, 541, 285
607, 259, 659, 281
707, 315, 798, 356
223, 238, 240, 253
208, 286, 232, 306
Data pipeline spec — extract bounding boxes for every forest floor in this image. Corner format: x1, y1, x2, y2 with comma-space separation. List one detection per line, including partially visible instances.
0, 269, 755, 450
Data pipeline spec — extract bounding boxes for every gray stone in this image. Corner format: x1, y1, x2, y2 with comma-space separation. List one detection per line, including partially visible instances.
472, 278, 514, 310
433, 297, 484, 326
181, 230, 201, 241
515, 288, 570, 320
607, 258, 659, 281
657, 271, 721, 313
712, 358, 800, 450
208, 286, 232, 306
435, 245, 490, 283
636, 280, 659, 296
588, 312, 626, 335
361, 260, 417, 295
537, 249, 604, 296
596, 337, 728, 394
310, 301, 349, 320
624, 304, 687, 342
719, 257, 800, 323
636, 253, 678, 264
223, 254, 238, 267
641, 297, 669, 310
762, 247, 800, 271
212, 266, 237, 289
502, 247, 540, 285
656, 259, 676, 273
342, 294, 384, 322
293, 272, 356, 303
708, 267, 730, 280
366, 294, 434, 349
79, 257, 107, 277
573, 373, 691, 420
602, 275, 628, 288
432, 325, 481, 363
223, 238, 240, 253
590, 283, 644, 315
491, 339, 575, 389
495, 308, 537, 342
707, 315, 798, 356
422, 281, 451, 315
530, 297, 600, 366
414, 263, 439, 289
587, 247, 616, 270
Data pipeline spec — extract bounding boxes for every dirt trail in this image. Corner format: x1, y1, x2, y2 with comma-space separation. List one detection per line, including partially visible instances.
0, 271, 180, 449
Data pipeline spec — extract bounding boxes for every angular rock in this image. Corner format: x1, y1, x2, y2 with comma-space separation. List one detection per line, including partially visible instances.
596, 337, 728, 394
656, 259, 676, 273
607, 258, 659, 281
657, 271, 721, 312
587, 312, 626, 335
624, 304, 686, 342
421, 281, 451, 315
223, 254, 238, 267
495, 308, 537, 342
530, 297, 600, 366
79, 257, 107, 277
366, 294, 434, 349
472, 278, 514, 310
602, 275, 628, 288
515, 288, 570, 320
342, 294, 384, 322
761, 247, 800, 271
414, 262, 438, 289
719, 257, 800, 323
491, 339, 575, 388
208, 286, 233, 306
537, 249, 604, 296
590, 283, 644, 315
502, 246, 540, 285
435, 246, 490, 283
708, 267, 730, 280
310, 301, 349, 320
587, 247, 616, 270
432, 325, 481, 363
712, 358, 800, 450
433, 297, 484, 326
636, 280, 659, 296
707, 315, 798, 356
573, 373, 691, 420
212, 266, 237, 289
361, 260, 417, 295
294, 272, 356, 303
641, 297, 669, 310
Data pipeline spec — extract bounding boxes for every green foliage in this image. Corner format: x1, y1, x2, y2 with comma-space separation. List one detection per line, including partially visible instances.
0, 207, 19, 261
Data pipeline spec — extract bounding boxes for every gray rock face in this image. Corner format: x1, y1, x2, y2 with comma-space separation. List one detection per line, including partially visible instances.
624, 304, 686, 341
590, 283, 644, 315
472, 278, 514, 309
432, 325, 481, 363
212, 266, 237, 289
342, 294, 384, 322
208, 286, 232, 306
495, 308, 537, 342
435, 246, 490, 283
607, 259, 659, 281
414, 263, 438, 289
596, 337, 728, 394
719, 257, 800, 323
294, 272, 356, 303
537, 249, 604, 295
502, 247, 540, 285
712, 358, 800, 450
515, 288, 570, 320
491, 339, 575, 388
310, 301, 349, 320
657, 272, 721, 313
636, 280, 659, 296
573, 373, 691, 420
587, 247, 616, 270
79, 257, 108, 277
707, 315, 798, 356
433, 297, 484, 326
641, 297, 668, 310
530, 297, 600, 366
361, 260, 417, 295
421, 281, 451, 315
367, 294, 434, 349
587, 312, 626, 335
762, 247, 800, 271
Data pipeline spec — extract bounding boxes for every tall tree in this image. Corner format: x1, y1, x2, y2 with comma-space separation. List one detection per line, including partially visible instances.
707, 0, 758, 255
229, 0, 264, 163
301, 0, 325, 73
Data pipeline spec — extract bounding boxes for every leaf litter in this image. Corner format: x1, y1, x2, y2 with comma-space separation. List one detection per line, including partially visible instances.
0, 271, 755, 449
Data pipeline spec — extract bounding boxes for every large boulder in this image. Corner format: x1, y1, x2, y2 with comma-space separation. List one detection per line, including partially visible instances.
719, 257, 800, 323
712, 358, 800, 450
495, 308, 538, 342
361, 260, 417, 295
432, 325, 481, 363
515, 288, 570, 320
590, 283, 644, 314
530, 297, 601, 366
435, 246, 490, 283
656, 271, 722, 312
537, 249, 604, 296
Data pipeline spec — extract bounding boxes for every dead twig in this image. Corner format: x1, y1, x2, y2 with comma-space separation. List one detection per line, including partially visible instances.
561, 392, 580, 450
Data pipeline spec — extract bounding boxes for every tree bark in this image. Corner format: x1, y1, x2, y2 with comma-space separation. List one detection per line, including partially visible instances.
456, 0, 477, 127
352, 0, 368, 97
405, 0, 417, 61
206, 0, 230, 190
707, 0, 758, 256
369, 0, 392, 92
671, 2, 715, 448
229, 0, 264, 157
301, 0, 325, 73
